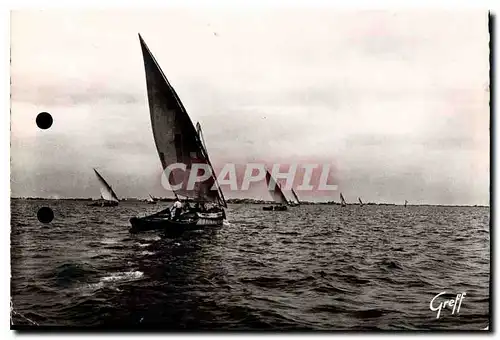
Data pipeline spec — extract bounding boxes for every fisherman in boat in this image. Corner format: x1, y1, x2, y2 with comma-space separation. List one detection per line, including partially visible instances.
194, 201, 207, 213
171, 198, 183, 220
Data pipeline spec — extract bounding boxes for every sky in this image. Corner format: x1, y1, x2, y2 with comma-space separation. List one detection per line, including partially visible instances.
10, 9, 490, 205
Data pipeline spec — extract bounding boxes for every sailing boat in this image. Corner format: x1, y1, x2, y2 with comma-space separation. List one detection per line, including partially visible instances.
147, 194, 157, 204
404, 200, 408, 208
358, 197, 363, 207
263, 169, 288, 211
340, 193, 347, 207
89, 168, 119, 207
129, 34, 227, 234
290, 188, 301, 206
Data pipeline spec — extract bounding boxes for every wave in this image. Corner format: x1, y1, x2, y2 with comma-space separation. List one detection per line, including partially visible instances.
43, 262, 99, 287
100, 238, 119, 245
308, 304, 344, 314
239, 275, 316, 289
138, 235, 161, 242
100, 271, 144, 283
352, 308, 391, 319
379, 259, 404, 271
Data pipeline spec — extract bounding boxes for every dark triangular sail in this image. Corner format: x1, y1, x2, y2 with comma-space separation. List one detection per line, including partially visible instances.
340, 193, 346, 206
93, 169, 119, 202
139, 34, 224, 206
291, 188, 301, 205
265, 170, 288, 204
358, 197, 363, 206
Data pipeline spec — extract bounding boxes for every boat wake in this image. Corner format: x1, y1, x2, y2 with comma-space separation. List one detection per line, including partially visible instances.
101, 271, 144, 283
77, 271, 144, 296
100, 238, 119, 245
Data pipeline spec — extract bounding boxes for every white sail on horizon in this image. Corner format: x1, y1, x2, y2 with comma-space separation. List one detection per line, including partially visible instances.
265, 170, 288, 204
93, 169, 119, 202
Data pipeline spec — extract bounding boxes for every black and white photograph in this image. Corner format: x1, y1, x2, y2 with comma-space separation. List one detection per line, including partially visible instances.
9, 8, 490, 331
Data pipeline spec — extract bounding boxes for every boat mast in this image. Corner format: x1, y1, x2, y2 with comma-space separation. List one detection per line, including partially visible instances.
195, 122, 227, 208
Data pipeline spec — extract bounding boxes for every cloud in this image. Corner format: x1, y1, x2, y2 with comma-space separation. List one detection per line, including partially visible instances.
10, 10, 489, 205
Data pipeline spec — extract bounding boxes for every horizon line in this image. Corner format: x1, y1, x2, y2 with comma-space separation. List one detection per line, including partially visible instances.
9, 196, 489, 207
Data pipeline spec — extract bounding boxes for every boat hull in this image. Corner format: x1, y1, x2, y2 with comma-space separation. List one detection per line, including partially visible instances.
196, 212, 225, 226
262, 205, 288, 211
129, 210, 224, 234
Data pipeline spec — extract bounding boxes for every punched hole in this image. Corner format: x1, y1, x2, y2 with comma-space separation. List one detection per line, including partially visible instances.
37, 207, 54, 224
36, 112, 53, 130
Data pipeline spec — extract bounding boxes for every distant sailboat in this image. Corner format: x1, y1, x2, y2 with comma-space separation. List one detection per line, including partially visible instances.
129, 34, 227, 234
89, 168, 119, 207
263, 169, 288, 211
404, 200, 408, 208
358, 197, 363, 207
340, 193, 347, 207
291, 188, 301, 206
147, 194, 157, 204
